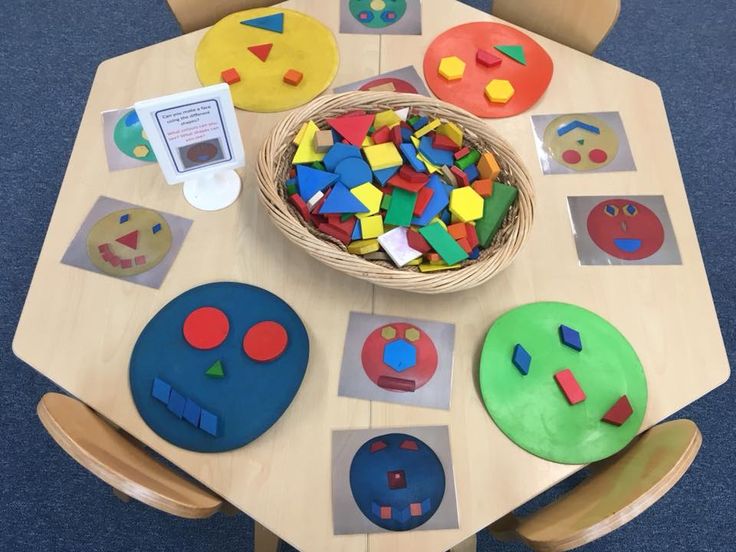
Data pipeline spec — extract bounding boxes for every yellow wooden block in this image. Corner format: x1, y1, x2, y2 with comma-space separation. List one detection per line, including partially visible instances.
478, 151, 501, 181
417, 152, 441, 174
347, 239, 379, 255
449, 187, 484, 222
438, 56, 466, 81
351, 183, 383, 217
418, 263, 461, 273
430, 217, 447, 230
362, 135, 375, 148
293, 122, 308, 145
360, 215, 385, 239
436, 122, 463, 146
485, 79, 515, 104
406, 258, 423, 266
363, 142, 403, 171
410, 135, 421, 149
414, 118, 441, 138
374, 110, 402, 129
292, 121, 325, 164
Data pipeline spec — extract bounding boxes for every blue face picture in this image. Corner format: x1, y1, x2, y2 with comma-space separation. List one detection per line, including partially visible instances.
129, 282, 309, 452
349, 433, 446, 531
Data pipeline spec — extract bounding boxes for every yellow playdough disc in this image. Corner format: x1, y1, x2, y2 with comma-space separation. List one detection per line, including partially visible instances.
195, 8, 340, 112
543, 114, 620, 171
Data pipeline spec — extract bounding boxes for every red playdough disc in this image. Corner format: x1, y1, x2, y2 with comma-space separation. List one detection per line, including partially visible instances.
183, 306, 230, 350
243, 321, 289, 362
423, 22, 553, 118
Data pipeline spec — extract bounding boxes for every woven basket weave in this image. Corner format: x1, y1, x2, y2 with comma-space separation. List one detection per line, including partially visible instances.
256, 91, 535, 294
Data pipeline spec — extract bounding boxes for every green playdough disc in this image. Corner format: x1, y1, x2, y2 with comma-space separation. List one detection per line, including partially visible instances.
349, 0, 407, 29
479, 302, 647, 464
113, 110, 156, 163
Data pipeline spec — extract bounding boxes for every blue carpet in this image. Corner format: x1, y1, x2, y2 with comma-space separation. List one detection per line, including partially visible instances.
0, 1, 733, 550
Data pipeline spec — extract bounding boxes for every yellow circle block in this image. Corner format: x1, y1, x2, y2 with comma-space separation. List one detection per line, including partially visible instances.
485, 79, 515, 104
195, 8, 339, 113
438, 56, 466, 81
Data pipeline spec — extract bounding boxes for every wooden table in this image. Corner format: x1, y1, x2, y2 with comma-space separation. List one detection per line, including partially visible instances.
13, 1, 730, 550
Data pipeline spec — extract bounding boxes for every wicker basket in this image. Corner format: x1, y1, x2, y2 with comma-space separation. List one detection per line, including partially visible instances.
256, 91, 534, 294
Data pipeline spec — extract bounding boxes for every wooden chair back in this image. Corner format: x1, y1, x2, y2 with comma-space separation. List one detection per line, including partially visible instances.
507, 419, 702, 551
491, 0, 621, 54
166, 0, 283, 33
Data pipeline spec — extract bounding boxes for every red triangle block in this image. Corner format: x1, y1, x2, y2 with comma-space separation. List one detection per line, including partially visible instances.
248, 43, 273, 62
115, 230, 139, 250
326, 114, 375, 147
602, 395, 634, 426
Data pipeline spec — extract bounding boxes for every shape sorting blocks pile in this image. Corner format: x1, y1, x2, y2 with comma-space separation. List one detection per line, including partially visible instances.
284, 108, 518, 272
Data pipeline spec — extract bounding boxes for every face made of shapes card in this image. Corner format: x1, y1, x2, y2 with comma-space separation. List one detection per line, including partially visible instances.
340, 0, 422, 36
568, 195, 681, 266
333, 65, 430, 96
531, 112, 636, 175
332, 425, 458, 535
102, 108, 158, 172
339, 312, 456, 410
61, 196, 192, 288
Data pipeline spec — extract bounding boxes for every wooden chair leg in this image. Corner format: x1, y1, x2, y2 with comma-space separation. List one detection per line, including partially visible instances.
448, 533, 477, 552
254, 522, 280, 552
488, 513, 520, 542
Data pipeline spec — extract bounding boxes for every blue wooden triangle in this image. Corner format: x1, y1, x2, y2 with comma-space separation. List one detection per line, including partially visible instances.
240, 13, 284, 33
296, 165, 339, 201
373, 167, 399, 186
319, 183, 369, 214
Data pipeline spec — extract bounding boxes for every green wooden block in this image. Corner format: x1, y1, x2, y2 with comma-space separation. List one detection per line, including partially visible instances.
408, 115, 420, 126
286, 183, 298, 196
205, 360, 225, 378
381, 193, 392, 211
455, 149, 481, 170
311, 161, 326, 171
476, 182, 518, 248
419, 222, 469, 265
384, 188, 417, 227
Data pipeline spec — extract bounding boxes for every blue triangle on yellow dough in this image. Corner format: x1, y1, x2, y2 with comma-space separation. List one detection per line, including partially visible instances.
495, 45, 526, 65
240, 13, 284, 33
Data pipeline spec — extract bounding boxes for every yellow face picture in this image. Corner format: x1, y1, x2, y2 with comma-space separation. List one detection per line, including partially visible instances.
86, 208, 172, 277
543, 114, 620, 171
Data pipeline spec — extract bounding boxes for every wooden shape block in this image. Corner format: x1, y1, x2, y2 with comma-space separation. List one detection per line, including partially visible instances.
377, 227, 422, 267
243, 320, 288, 362
372, 125, 391, 144
440, 165, 457, 187
293, 122, 309, 146
283, 69, 304, 86
554, 369, 586, 405
390, 125, 403, 147
432, 133, 459, 152
418, 135, 454, 166
476, 182, 518, 247
411, 175, 450, 226
360, 215, 384, 239
464, 163, 480, 184
449, 187, 484, 222
455, 149, 481, 170
377, 375, 416, 392
347, 239, 379, 255
351, 183, 383, 216
364, 142, 403, 171
319, 183, 369, 214
373, 166, 399, 186
313, 130, 334, 153
399, 143, 427, 173
318, 222, 351, 244
327, 114, 375, 147
247, 43, 273, 62
418, 262, 461, 273
456, 237, 472, 253
447, 223, 467, 240
419, 223, 469, 265
220, 67, 240, 85
306, 190, 324, 211
413, 186, 434, 216
466, 223, 479, 249
334, 156, 373, 189
384, 188, 418, 227
198, 409, 218, 436
296, 164, 339, 200
374, 109, 401, 129
495, 44, 526, 65
240, 12, 284, 33
151, 377, 171, 404
367, 82, 396, 92
602, 396, 634, 426
436, 121, 463, 146
438, 56, 466, 81
478, 151, 501, 181
512, 344, 531, 375
395, 107, 410, 121
485, 79, 516, 104
292, 121, 326, 164
454, 146, 470, 160
399, 165, 430, 185
559, 324, 583, 351
472, 179, 493, 198
410, 115, 429, 130
323, 143, 361, 171
477, 49, 502, 67
406, 229, 431, 253
414, 118, 441, 138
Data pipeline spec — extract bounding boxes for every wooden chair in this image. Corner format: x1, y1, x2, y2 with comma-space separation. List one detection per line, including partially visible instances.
165, 0, 283, 33
483, 419, 702, 551
491, 0, 621, 55
37, 392, 281, 552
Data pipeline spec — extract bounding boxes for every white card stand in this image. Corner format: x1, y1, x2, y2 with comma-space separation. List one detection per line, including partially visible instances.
183, 169, 242, 211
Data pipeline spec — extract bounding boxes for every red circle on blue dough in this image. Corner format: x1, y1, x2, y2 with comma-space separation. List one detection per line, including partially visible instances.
243, 321, 289, 362
562, 149, 582, 164
589, 149, 608, 163
183, 307, 229, 350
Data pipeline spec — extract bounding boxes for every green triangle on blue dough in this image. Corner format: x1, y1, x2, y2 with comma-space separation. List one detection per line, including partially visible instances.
319, 183, 369, 214
240, 13, 284, 33
296, 165, 339, 201
495, 45, 526, 65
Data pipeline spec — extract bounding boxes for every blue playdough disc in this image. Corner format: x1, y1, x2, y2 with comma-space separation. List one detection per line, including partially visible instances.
129, 282, 309, 452
349, 433, 445, 531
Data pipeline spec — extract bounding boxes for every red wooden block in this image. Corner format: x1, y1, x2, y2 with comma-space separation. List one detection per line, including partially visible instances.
425, 252, 442, 263
390, 125, 403, 147
372, 125, 391, 144
327, 113, 375, 146
318, 222, 351, 244
457, 237, 472, 253
283, 69, 303, 86
388, 172, 428, 193
472, 178, 493, 197
447, 223, 467, 240
432, 133, 459, 151
554, 369, 586, 405
399, 165, 430, 184
288, 193, 310, 221
247, 42, 273, 62
466, 223, 479, 249
451, 165, 469, 187
289, 167, 296, 178
454, 146, 471, 160
220, 67, 240, 85
377, 375, 416, 392
476, 49, 502, 67
602, 395, 634, 426
413, 186, 434, 216
326, 214, 356, 238
407, 229, 432, 253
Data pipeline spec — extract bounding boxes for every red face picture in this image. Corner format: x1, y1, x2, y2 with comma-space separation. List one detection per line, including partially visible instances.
587, 199, 665, 260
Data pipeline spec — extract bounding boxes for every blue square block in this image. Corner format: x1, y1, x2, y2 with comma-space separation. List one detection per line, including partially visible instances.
411, 116, 429, 130
183, 398, 201, 427
464, 163, 479, 183
199, 409, 219, 436
151, 377, 171, 404
167, 389, 186, 418
512, 344, 531, 375
559, 324, 583, 351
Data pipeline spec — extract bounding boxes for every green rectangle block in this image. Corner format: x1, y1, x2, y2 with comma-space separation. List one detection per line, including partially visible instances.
381, 193, 392, 211
455, 150, 480, 170
384, 188, 417, 227
286, 183, 298, 196
419, 222, 469, 265
476, 182, 518, 248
